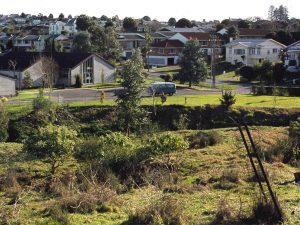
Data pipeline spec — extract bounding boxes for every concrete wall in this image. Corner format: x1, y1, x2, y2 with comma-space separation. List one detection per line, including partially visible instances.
0, 75, 16, 96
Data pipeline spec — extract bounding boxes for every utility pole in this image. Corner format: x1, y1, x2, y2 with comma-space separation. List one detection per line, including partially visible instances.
209, 33, 217, 88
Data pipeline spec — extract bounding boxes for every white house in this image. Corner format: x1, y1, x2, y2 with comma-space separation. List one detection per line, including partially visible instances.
225, 39, 286, 66
0, 52, 116, 88
286, 40, 300, 69
49, 19, 77, 36
0, 73, 16, 96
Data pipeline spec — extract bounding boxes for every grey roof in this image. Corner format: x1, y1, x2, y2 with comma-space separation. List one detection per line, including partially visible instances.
117, 33, 145, 40
287, 40, 300, 51
225, 39, 282, 48
159, 27, 205, 33
23, 35, 39, 41
65, 18, 76, 26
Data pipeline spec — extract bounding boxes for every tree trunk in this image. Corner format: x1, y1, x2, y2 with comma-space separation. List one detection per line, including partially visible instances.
189, 79, 192, 87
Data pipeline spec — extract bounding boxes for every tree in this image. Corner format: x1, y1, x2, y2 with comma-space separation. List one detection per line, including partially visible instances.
72, 31, 92, 53
116, 49, 146, 135
168, 17, 176, 26
220, 91, 236, 109
68, 14, 72, 19
175, 18, 192, 28
100, 15, 108, 21
123, 17, 136, 31
269, 5, 289, 22
216, 23, 225, 32
76, 14, 95, 31
238, 20, 250, 28
22, 71, 33, 89
273, 62, 285, 84
143, 32, 154, 71
38, 56, 59, 89
75, 74, 83, 88
179, 40, 209, 87
227, 26, 239, 39
142, 16, 151, 21
20, 12, 26, 18
58, 13, 65, 21
254, 60, 273, 84
105, 19, 114, 28
24, 125, 77, 175
48, 14, 53, 19
90, 26, 121, 63
239, 66, 256, 81
221, 19, 230, 26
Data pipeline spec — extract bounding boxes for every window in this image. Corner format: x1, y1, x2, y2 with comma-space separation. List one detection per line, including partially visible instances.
82, 57, 94, 84
158, 48, 164, 54
234, 49, 245, 55
249, 48, 255, 55
273, 48, 278, 54
168, 48, 175, 54
256, 48, 261, 55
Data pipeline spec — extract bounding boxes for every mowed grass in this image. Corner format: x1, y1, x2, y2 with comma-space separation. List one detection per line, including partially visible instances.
217, 71, 241, 82
0, 127, 299, 224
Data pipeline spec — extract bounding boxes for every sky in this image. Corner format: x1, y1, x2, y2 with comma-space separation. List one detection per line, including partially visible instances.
2, 0, 299, 21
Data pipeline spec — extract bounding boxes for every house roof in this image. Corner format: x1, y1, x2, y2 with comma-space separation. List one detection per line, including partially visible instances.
159, 27, 204, 33
0, 52, 110, 71
239, 28, 271, 37
65, 18, 76, 26
180, 32, 211, 40
287, 40, 300, 51
225, 38, 286, 48
117, 33, 145, 40
0, 73, 16, 80
152, 39, 184, 48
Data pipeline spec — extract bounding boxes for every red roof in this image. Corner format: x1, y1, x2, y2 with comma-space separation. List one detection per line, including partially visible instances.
239, 28, 271, 36
180, 32, 211, 40
152, 40, 184, 48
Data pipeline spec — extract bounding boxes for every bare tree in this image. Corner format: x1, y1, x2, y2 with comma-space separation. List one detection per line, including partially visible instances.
8, 60, 18, 89
38, 56, 59, 91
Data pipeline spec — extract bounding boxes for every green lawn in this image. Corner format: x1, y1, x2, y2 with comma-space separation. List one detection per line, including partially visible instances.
149, 65, 180, 74
217, 71, 241, 82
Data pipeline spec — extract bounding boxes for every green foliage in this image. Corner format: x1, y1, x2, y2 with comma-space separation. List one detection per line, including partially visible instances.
254, 60, 273, 83
24, 125, 77, 175
71, 31, 92, 53
175, 18, 192, 28
239, 66, 256, 81
220, 91, 236, 109
0, 103, 9, 142
32, 89, 52, 112
168, 17, 176, 26
273, 62, 285, 84
146, 132, 188, 157
227, 26, 239, 38
159, 73, 173, 82
22, 71, 33, 89
116, 49, 147, 135
179, 39, 208, 87
188, 131, 222, 149
76, 14, 95, 31
123, 17, 136, 31
75, 74, 83, 88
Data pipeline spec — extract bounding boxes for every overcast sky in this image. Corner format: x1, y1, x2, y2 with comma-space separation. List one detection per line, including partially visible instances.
2, 0, 299, 21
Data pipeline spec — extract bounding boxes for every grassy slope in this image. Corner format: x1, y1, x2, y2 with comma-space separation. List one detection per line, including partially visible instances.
0, 127, 299, 224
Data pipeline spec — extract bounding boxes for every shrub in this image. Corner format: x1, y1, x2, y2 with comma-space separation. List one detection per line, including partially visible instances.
188, 131, 222, 149
252, 197, 283, 224
146, 132, 189, 157
239, 66, 256, 81
32, 89, 52, 112
24, 125, 77, 175
160, 73, 173, 82
125, 195, 187, 225
220, 91, 236, 109
75, 74, 83, 88
22, 71, 33, 89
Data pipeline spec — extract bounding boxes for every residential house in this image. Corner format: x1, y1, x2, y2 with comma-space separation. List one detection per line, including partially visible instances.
0, 34, 11, 49
285, 40, 300, 72
117, 33, 145, 59
54, 35, 73, 52
0, 73, 16, 96
147, 39, 184, 66
49, 19, 77, 36
225, 39, 286, 66
13, 35, 48, 52
159, 27, 205, 33
0, 52, 116, 88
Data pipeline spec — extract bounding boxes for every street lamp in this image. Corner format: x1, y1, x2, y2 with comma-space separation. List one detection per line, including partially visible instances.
209, 33, 217, 88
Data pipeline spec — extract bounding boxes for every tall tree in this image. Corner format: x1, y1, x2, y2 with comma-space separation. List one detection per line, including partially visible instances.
72, 31, 92, 53
238, 20, 250, 28
179, 40, 208, 87
175, 18, 192, 28
123, 17, 136, 31
38, 56, 59, 89
227, 26, 239, 39
68, 14, 73, 19
100, 15, 108, 21
76, 14, 95, 31
116, 49, 146, 135
168, 17, 176, 26
143, 32, 154, 71
58, 13, 65, 21
142, 16, 151, 21
48, 14, 54, 19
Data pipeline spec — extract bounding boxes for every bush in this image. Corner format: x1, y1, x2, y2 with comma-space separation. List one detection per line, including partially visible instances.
160, 73, 173, 82
239, 66, 256, 81
125, 195, 187, 225
75, 74, 83, 88
32, 89, 52, 112
188, 131, 222, 149
220, 91, 236, 109
24, 125, 77, 175
145, 132, 189, 157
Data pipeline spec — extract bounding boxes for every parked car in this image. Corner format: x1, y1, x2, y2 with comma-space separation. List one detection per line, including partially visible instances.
149, 82, 176, 96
